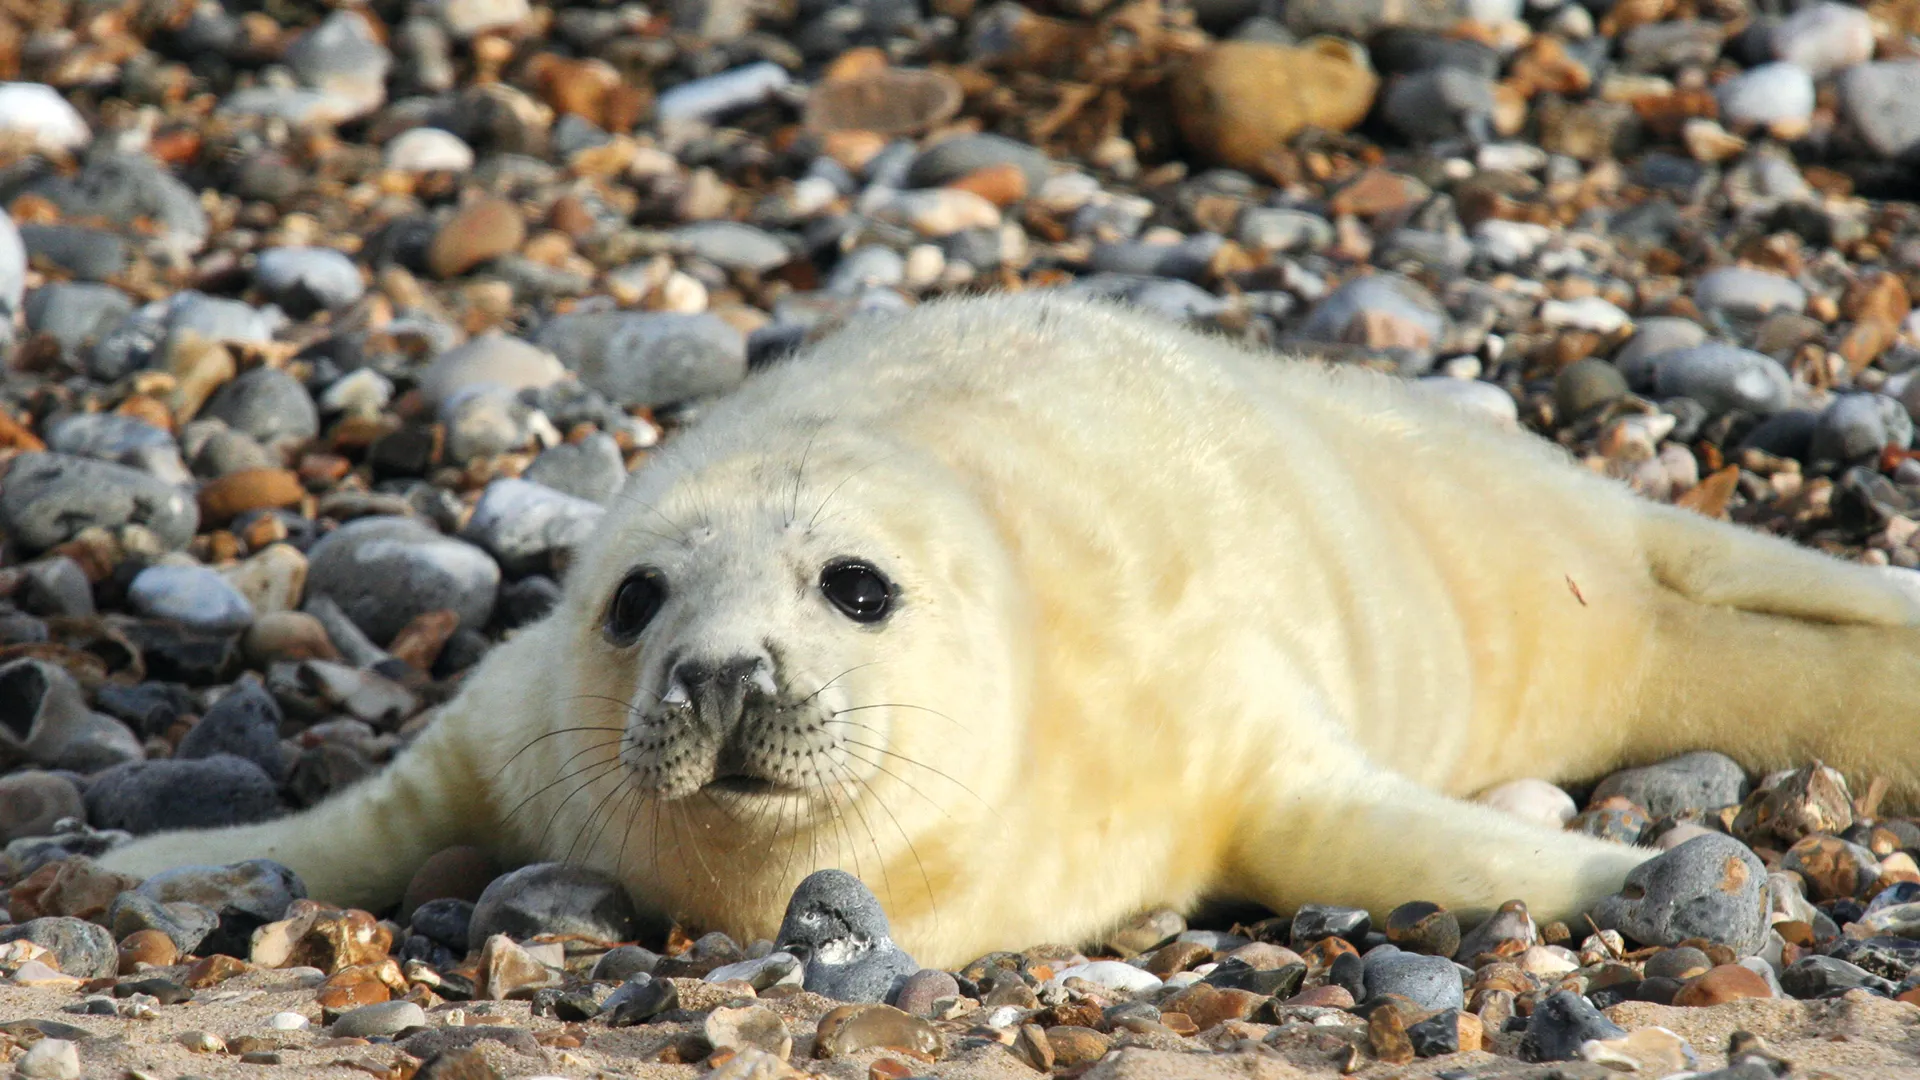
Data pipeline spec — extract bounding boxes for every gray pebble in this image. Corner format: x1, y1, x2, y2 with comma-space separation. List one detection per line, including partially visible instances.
1236, 208, 1333, 254
1613, 317, 1707, 389
828, 246, 906, 293
905, 133, 1054, 191
332, 1000, 427, 1038
305, 516, 499, 645
202, 367, 320, 450
776, 868, 918, 1003
25, 283, 129, 363
0, 452, 199, 551
106, 891, 219, 955
460, 477, 606, 576
418, 333, 565, 410
175, 677, 286, 780
1810, 393, 1913, 473
128, 565, 256, 635
670, 222, 793, 273
1299, 272, 1449, 360
603, 974, 676, 1025
1693, 266, 1807, 319
0, 771, 85, 843
1520, 990, 1626, 1062
705, 951, 803, 990
1772, 2, 1874, 78
1621, 20, 1724, 72
284, 11, 390, 122
19, 557, 92, 618
131, 858, 306, 956
166, 291, 282, 347
1361, 947, 1465, 1011
523, 432, 628, 504
1839, 61, 1920, 160
85, 754, 285, 835
534, 310, 747, 407
23, 153, 208, 254
892, 968, 960, 1015
591, 944, 661, 982
45, 413, 187, 483
1590, 833, 1771, 956
19, 224, 129, 282
0, 918, 117, 979
466, 863, 643, 953
0, 658, 144, 772
1379, 67, 1496, 143
255, 246, 366, 313
1590, 751, 1749, 818
654, 62, 791, 124
1649, 343, 1793, 416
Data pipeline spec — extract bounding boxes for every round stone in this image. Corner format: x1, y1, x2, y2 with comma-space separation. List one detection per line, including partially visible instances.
384, 127, 476, 172
304, 515, 500, 645
0, 452, 199, 551
128, 564, 257, 634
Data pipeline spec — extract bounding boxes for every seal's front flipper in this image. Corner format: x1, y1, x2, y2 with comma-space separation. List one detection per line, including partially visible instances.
1224, 764, 1651, 932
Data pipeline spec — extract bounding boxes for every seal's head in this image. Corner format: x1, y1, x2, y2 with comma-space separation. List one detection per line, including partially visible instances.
557, 417, 1030, 886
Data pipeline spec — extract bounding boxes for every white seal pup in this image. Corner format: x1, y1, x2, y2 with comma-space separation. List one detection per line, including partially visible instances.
99, 292, 1920, 968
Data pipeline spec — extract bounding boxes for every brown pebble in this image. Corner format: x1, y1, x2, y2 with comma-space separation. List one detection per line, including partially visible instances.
415, 1047, 502, 1080
803, 68, 962, 138
401, 846, 498, 921
1368, 1005, 1414, 1065
1009, 1024, 1053, 1071
388, 609, 460, 673
1167, 39, 1377, 172
244, 611, 340, 665
198, 468, 305, 524
814, 1004, 943, 1060
1046, 1026, 1112, 1067
945, 163, 1027, 208
1674, 964, 1772, 1007
185, 954, 253, 988
1282, 984, 1354, 1009
1145, 939, 1212, 977
428, 197, 526, 278
868, 1060, 915, 1080
118, 929, 179, 973
1162, 983, 1262, 1030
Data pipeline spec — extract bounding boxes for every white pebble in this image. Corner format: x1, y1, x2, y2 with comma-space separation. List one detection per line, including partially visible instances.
384, 127, 475, 173
1473, 778, 1577, 826
269, 1011, 312, 1030
869, 188, 1001, 238
1540, 296, 1630, 334
656, 63, 792, 125
1413, 377, 1520, 429
17, 1038, 79, 1080
0, 82, 90, 153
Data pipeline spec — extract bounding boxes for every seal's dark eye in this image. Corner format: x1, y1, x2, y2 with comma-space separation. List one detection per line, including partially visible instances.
820, 560, 892, 623
605, 569, 666, 643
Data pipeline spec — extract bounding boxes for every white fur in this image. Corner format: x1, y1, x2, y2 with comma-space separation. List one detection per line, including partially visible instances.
99, 292, 1920, 967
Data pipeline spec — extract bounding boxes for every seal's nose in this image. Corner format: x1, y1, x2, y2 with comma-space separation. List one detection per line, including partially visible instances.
665, 651, 776, 730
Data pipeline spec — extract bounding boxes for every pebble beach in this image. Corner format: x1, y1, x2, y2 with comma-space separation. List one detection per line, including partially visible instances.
6, 0, 1920, 1075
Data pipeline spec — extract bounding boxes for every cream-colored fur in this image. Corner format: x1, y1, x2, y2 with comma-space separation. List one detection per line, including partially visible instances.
98, 292, 1920, 968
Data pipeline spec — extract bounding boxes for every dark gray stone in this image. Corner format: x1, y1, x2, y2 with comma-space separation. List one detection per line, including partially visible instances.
84, 755, 284, 836
1361, 947, 1464, 1011
0, 917, 116, 979
523, 432, 627, 504
1649, 344, 1793, 417
25, 283, 134, 363
591, 944, 661, 982
905, 133, 1053, 191
1590, 752, 1750, 819
255, 247, 366, 313
1520, 990, 1626, 1062
458, 478, 605, 577
19, 224, 129, 282
202, 367, 319, 449
175, 677, 286, 780
106, 891, 219, 955
1590, 834, 1771, 956
0, 658, 143, 772
1291, 904, 1371, 947
409, 898, 474, 951
775, 868, 919, 1003
131, 858, 305, 957
604, 974, 678, 1025
466, 863, 642, 953
0, 452, 199, 551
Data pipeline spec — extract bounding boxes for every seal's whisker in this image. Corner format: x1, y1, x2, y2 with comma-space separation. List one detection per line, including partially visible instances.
831, 702, 968, 732
569, 772, 638, 868
534, 761, 627, 853
824, 757, 899, 914
675, 798, 724, 891
839, 762, 938, 930
834, 736, 1001, 822
807, 451, 901, 531
498, 748, 626, 825
491, 725, 627, 778
796, 663, 885, 706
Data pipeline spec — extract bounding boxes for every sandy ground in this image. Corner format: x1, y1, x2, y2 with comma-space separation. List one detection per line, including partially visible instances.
7, 969, 1920, 1079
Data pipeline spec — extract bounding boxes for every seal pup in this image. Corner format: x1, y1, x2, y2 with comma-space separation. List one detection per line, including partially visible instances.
99, 292, 1920, 968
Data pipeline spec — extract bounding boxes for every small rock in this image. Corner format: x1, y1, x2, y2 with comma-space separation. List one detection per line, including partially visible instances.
1045, 960, 1162, 994
777, 869, 918, 1003
893, 968, 961, 1014
130, 859, 305, 957
1782, 833, 1882, 901
0, 452, 199, 552
254, 247, 365, 314
0, 771, 86, 843
1590, 834, 1769, 956
1693, 266, 1808, 319
429, 198, 525, 278
85, 755, 283, 836
706, 1005, 791, 1059
1772, 2, 1874, 78
460, 478, 605, 577
1579, 1027, 1699, 1074
1673, 964, 1773, 1006
1520, 990, 1626, 1063
1649, 343, 1793, 417
332, 1000, 428, 1038
1591, 752, 1748, 819
1362, 948, 1464, 1011
706, 952, 803, 991
305, 516, 499, 646
107, 892, 219, 956
15, 1038, 80, 1080
1169, 39, 1378, 170
655, 62, 791, 125
1299, 273, 1449, 360
128, 564, 256, 634
479, 933, 563, 999
535, 311, 746, 408
0, 659, 144, 772
1839, 61, 1920, 160
202, 367, 319, 451
419, 334, 566, 410
466, 863, 641, 952
604, 974, 677, 1025
524, 433, 628, 504
0, 918, 116, 979
1781, 954, 1896, 998
0, 83, 89, 152
1717, 63, 1815, 133
385, 128, 476, 172
813, 1003, 942, 1059
670, 221, 792, 273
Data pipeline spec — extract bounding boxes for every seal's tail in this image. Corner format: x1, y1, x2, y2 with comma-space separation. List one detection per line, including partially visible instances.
1629, 501, 1920, 807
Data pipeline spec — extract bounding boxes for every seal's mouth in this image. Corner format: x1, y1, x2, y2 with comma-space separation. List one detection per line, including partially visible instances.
704, 772, 782, 796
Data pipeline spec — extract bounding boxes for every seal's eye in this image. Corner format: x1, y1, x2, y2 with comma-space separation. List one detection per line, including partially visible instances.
605, 569, 666, 644
820, 559, 892, 623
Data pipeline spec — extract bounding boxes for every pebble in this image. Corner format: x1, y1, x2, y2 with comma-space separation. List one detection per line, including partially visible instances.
1361, 948, 1464, 1011
0, 452, 199, 551
460, 478, 607, 576
705, 1005, 791, 1059
655, 62, 792, 125
1840, 62, 1920, 160
0, 659, 144, 772
1650, 343, 1794, 417
1674, 963, 1773, 1006
419, 334, 567, 409
385, 128, 476, 172
1591, 833, 1770, 956
1298, 273, 1449, 361
128, 564, 256, 634
0, 918, 117, 979
107, 893, 218, 956
429, 198, 526, 278
1590, 752, 1749, 819
1168, 40, 1377, 170
1772, 3, 1874, 78
203, 367, 319, 451
535, 311, 747, 407
1520, 990, 1627, 1063
305, 516, 499, 645
776, 868, 919, 1003
813, 1003, 942, 1059
604, 974, 678, 1025
1047, 960, 1162, 994
706, 952, 803, 990
0, 83, 89, 152
1694, 266, 1808, 320
254, 247, 365, 313
1717, 63, 1815, 133
85, 754, 283, 836
465, 863, 642, 952
15, 1038, 80, 1080
332, 1000, 428, 1038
